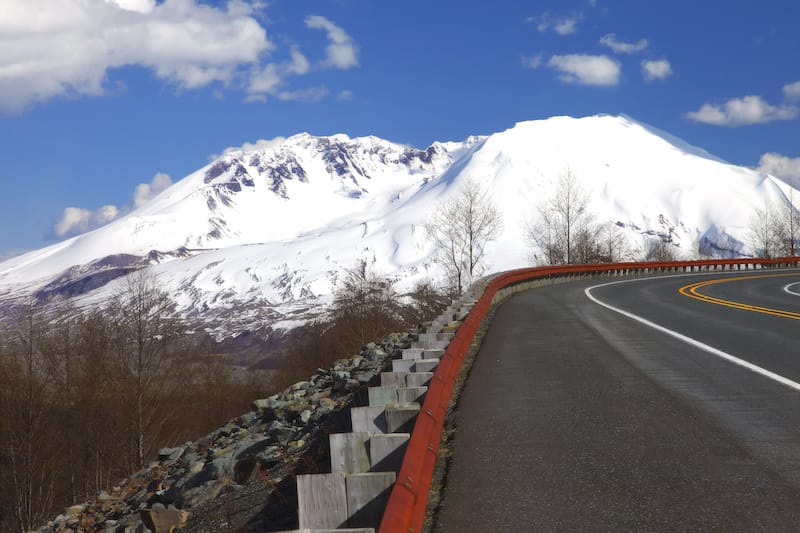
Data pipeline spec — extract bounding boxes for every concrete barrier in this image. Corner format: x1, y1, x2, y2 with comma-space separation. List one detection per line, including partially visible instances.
330, 433, 371, 474
389, 359, 413, 373
351, 406, 387, 434
369, 434, 410, 472
297, 473, 348, 529
401, 348, 424, 360
397, 387, 427, 404
413, 359, 440, 373
292, 299, 460, 532
346, 473, 396, 528
385, 404, 420, 433
368, 386, 399, 406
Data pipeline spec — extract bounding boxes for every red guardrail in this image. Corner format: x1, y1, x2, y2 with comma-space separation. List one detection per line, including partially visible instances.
378, 257, 800, 533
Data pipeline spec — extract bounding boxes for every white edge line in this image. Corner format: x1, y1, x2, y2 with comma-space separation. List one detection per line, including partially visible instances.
585, 278, 800, 393
783, 282, 800, 296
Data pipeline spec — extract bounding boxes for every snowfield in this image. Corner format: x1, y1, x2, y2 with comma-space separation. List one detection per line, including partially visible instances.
0, 114, 795, 339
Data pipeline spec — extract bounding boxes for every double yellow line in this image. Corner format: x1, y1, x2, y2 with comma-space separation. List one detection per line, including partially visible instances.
678, 273, 800, 320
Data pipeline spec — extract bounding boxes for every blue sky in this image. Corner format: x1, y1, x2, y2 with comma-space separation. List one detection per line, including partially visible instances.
1, 0, 799, 258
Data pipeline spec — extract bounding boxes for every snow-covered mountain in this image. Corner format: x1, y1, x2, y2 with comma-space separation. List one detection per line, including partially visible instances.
0, 115, 794, 339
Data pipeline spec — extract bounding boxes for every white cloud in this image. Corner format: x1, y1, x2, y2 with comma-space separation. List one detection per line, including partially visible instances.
0, 1, 359, 112
522, 54, 544, 69
527, 12, 582, 36
221, 137, 287, 156
553, 18, 579, 36
305, 15, 358, 69
54, 207, 94, 238
547, 54, 620, 86
286, 46, 311, 75
96, 204, 121, 222
133, 172, 173, 207
108, 0, 155, 13
641, 59, 672, 82
783, 81, 800, 101
0, 0, 272, 113
599, 33, 648, 54
54, 205, 120, 238
246, 60, 329, 102
52, 172, 172, 238
336, 89, 354, 101
277, 86, 329, 102
247, 64, 283, 99
245, 16, 356, 102
686, 95, 799, 126
757, 153, 800, 187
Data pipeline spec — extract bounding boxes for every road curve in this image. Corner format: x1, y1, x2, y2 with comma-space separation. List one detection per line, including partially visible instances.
434, 270, 800, 532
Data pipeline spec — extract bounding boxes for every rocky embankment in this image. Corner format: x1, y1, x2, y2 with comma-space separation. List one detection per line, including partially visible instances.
38, 332, 413, 533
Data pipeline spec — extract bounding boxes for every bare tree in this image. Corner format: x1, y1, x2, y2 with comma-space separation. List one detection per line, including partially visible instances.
749, 201, 783, 259
400, 279, 450, 326
39, 305, 79, 505
108, 270, 183, 470
426, 178, 503, 294
5, 302, 54, 533
527, 167, 598, 265
330, 258, 399, 349
74, 311, 117, 495
597, 221, 629, 263
0, 274, 291, 528
647, 238, 677, 261
0, 318, 8, 531
777, 189, 800, 256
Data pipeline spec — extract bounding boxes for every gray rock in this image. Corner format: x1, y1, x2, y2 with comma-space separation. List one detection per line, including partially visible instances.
366, 347, 387, 360
291, 380, 310, 391
182, 450, 201, 465
251, 398, 273, 411
258, 445, 282, 461
309, 388, 333, 403
355, 368, 380, 383
237, 411, 257, 427
311, 373, 333, 388
181, 479, 225, 507
318, 397, 337, 411
157, 447, 184, 462
270, 399, 290, 411
291, 388, 308, 399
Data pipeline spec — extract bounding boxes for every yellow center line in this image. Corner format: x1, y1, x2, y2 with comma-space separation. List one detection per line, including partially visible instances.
678, 273, 800, 320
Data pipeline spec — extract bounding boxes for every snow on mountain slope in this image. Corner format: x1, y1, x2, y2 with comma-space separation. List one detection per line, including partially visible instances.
449, 115, 791, 260
0, 115, 794, 339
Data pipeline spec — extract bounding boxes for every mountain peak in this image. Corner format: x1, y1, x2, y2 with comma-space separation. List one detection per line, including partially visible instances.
1, 116, 795, 340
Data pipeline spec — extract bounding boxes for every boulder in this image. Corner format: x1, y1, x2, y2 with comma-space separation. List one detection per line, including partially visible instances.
139, 506, 189, 533
157, 447, 184, 462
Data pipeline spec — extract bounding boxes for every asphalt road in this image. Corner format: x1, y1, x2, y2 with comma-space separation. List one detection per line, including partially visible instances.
434, 270, 800, 532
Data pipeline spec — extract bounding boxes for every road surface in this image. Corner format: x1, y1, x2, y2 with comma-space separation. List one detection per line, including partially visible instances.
434, 270, 800, 532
